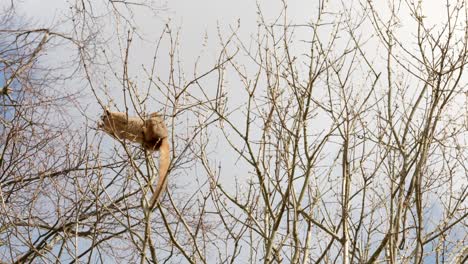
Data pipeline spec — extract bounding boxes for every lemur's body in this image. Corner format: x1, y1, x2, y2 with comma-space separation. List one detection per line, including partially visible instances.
99, 110, 169, 208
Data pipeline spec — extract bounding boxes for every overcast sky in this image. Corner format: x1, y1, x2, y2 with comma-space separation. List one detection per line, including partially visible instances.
9, 0, 455, 160
10, 0, 447, 79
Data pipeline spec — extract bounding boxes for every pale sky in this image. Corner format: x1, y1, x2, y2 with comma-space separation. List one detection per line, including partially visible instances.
9, 0, 456, 177
10, 0, 446, 81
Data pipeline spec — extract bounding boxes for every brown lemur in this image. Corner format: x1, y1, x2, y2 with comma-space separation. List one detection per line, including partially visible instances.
99, 110, 170, 208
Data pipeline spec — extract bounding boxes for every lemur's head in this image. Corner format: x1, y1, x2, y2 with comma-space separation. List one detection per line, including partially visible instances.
98, 109, 112, 130
98, 109, 130, 136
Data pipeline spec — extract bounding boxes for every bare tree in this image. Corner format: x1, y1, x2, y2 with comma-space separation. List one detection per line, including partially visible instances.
191, 0, 467, 263
0, 0, 466, 263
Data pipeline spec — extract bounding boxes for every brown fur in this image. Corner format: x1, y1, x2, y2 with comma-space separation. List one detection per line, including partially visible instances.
99, 110, 170, 208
